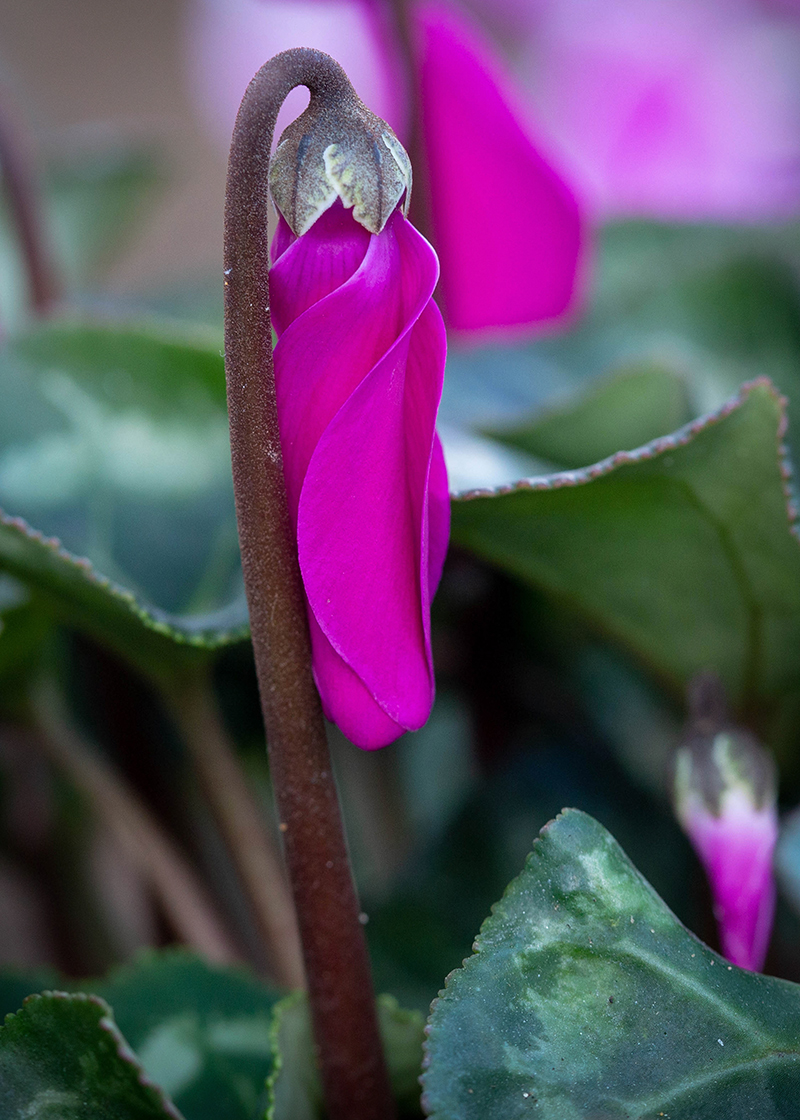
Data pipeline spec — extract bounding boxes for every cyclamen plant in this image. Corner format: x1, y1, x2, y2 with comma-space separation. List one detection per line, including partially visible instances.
224, 48, 439, 1118
7, 26, 800, 1120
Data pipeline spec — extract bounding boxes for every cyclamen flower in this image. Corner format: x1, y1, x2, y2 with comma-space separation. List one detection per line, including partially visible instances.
268, 123, 448, 749
517, 0, 800, 220
186, 0, 582, 339
672, 675, 778, 971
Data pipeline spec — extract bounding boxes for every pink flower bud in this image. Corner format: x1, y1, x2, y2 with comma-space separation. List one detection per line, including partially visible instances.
269, 176, 449, 748
672, 674, 778, 971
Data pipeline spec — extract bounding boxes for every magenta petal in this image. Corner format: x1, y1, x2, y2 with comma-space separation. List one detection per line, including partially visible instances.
270, 205, 448, 748
414, 0, 583, 339
273, 203, 438, 523
307, 612, 405, 749
298, 299, 446, 732
684, 793, 778, 971
270, 207, 370, 334
427, 433, 450, 600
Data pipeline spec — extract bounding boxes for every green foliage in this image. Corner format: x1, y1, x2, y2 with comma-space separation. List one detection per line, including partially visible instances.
0, 991, 181, 1119
0, 138, 161, 329
423, 810, 800, 1120
487, 363, 692, 469
452, 381, 800, 723
267, 992, 425, 1120
0, 321, 246, 679
86, 951, 280, 1120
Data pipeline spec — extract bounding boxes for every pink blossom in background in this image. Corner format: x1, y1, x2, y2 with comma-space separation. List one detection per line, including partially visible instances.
415, 1, 581, 338
518, 0, 800, 219
679, 786, 778, 971
185, 0, 583, 339
672, 685, 779, 973
270, 201, 449, 749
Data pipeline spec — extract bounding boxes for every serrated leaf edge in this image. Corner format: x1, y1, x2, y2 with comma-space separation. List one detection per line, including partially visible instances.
0, 507, 250, 650
2, 990, 186, 1119
453, 380, 798, 547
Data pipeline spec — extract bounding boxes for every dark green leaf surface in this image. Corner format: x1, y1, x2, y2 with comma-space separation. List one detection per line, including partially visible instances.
423, 809, 800, 1120
267, 993, 425, 1119
0, 321, 248, 676
86, 950, 280, 1120
488, 364, 692, 470
452, 380, 800, 713
0, 991, 182, 1119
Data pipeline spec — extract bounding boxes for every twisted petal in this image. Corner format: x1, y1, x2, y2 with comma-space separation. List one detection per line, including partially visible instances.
271, 203, 448, 748
521, 0, 800, 220
414, 0, 582, 339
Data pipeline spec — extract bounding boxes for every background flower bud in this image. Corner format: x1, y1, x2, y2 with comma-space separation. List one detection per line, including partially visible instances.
672, 673, 778, 971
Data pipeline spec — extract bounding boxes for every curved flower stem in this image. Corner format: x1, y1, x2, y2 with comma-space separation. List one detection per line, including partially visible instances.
224, 49, 395, 1120
30, 677, 238, 964
164, 671, 305, 990
0, 96, 59, 315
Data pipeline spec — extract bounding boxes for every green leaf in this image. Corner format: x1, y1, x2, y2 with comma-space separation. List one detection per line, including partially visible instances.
267, 993, 425, 1119
85, 950, 280, 1120
487, 363, 692, 470
0, 320, 248, 678
423, 809, 800, 1120
451, 380, 800, 716
0, 990, 182, 1119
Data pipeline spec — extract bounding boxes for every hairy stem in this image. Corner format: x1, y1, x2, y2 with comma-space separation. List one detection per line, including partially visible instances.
224, 49, 395, 1120
165, 672, 305, 990
0, 96, 59, 315
32, 678, 238, 964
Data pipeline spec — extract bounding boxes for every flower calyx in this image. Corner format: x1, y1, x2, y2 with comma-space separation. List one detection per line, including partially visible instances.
672, 672, 776, 824
270, 72, 411, 237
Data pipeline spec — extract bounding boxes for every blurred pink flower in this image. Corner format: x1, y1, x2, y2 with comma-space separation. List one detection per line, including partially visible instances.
672, 676, 778, 971
185, 0, 582, 339
518, 0, 800, 219
270, 201, 449, 749
678, 785, 778, 971
415, 1, 581, 337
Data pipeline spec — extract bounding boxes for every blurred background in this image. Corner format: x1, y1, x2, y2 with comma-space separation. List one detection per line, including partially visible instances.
2, 0, 800, 1023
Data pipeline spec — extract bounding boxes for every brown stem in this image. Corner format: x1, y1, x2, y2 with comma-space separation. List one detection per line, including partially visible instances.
31, 678, 239, 965
165, 672, 305, 990
0, 96, 59, 315
224, 49, 395, 1120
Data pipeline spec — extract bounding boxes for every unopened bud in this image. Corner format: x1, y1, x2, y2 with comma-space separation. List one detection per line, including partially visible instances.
671, 672, 777, 972
270, 83, 411, 237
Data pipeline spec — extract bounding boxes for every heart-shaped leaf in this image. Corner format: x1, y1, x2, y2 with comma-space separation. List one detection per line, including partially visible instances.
452, 380, 800, 722
423, 809, 800, 1119
0, 321, 248, 678
0, 990, 182, 1119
